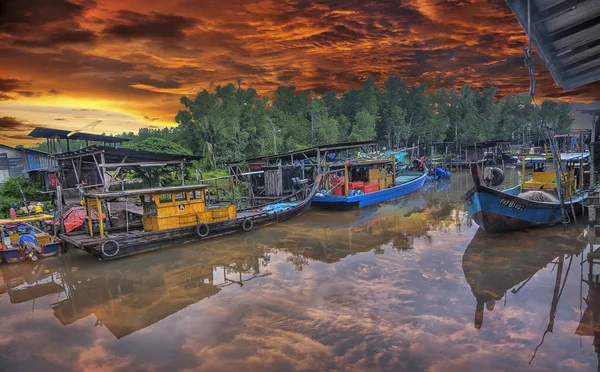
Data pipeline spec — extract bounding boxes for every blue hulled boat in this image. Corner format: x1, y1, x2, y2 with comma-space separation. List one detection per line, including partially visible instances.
313, 158, 428, 209
462, 163, 586, 233
1, 214, 62, 263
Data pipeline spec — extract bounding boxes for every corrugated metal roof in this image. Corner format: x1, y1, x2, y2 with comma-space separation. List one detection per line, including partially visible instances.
229, 140, 378, 164
28, 127, 130, 143
506, 0, 600, 90
55, 145, 202, 162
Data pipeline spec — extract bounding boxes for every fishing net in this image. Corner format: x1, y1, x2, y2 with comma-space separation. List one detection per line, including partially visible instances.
517, 191, 559, 203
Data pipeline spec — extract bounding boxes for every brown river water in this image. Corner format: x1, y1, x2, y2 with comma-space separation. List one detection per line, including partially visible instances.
1, 168, 599, 371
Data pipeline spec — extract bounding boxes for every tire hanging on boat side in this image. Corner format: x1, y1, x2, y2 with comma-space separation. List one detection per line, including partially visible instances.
101, 240, 120, 258
196, 223, 210, 238
483, 167, 505, 187
242, 218, 254, 232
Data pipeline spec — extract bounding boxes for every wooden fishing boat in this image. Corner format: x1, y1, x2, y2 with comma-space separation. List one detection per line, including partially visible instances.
60, 177, 320, 260
312, 158, 428, 209
0, 214, 62, 263
462, 156, 587, 233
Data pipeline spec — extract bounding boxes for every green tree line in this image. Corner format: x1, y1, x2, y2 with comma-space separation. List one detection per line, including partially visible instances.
117, 76, 573, 169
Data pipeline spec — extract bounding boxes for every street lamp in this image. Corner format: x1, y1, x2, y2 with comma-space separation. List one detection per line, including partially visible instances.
273, 127, 281, 154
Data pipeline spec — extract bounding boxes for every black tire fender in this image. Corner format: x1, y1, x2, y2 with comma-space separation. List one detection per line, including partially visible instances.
196, 223, 210, 238
242, 218, 254, 232
101, 240, 120, 258
490, 167, 505, 186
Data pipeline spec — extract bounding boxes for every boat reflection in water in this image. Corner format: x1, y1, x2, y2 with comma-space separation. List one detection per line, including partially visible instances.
272, 195, 465, 269
51, 248, 272, 339
577, 226, 600, 371
462, 227, 584, 330
1, 260, 66, 305
0, 195, 463, 340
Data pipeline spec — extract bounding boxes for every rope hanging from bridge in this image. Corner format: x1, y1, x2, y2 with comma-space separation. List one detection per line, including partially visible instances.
524, 0, 536, 97
522, 0, 577, 224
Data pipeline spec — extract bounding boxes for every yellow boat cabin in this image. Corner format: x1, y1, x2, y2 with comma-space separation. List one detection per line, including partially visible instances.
521, 152, 581, 199
84, 185, 236, 238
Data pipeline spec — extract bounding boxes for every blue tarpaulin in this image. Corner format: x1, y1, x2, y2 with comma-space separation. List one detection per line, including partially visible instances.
385, 151, 408, 164
262, 202, 298, 214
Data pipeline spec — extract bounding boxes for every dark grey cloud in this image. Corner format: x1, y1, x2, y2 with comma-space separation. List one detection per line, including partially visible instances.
16, 91, 39, 97
0, 116, 36, 130
14, 29, 98, 47
0, 77, 21, 92
131, 75, 182, 89
0, 48, 134, 75
0, 0, 95, 29
103, 11, 198, 40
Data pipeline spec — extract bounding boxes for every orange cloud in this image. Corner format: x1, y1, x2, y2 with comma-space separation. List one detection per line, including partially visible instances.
0, 0, 598, 145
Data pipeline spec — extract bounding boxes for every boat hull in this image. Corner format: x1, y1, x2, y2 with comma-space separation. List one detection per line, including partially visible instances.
313, 171, 427, 209
0, 242, 61, 264
462, 165, 585, 233
464, 187, 563, 233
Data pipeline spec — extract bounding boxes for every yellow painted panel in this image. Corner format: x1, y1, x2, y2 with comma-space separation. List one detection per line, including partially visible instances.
35, 234, 51, 245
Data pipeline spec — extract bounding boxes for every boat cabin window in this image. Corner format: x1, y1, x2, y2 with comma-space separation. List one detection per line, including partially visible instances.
143, 195, 157, 215
174, 193, 187, 202
350, 168, 369, 182
189, 191, 202, 200
158, 194, 173, 203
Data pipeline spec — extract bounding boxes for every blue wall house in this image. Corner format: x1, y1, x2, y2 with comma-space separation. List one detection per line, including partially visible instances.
0, 144, 55, 188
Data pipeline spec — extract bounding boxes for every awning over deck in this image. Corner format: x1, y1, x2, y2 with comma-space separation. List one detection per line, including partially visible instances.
506, 0, 600, 90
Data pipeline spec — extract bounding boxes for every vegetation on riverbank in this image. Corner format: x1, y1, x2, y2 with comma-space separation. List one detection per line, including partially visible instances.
117, 77, 572, 169
0, 177, 51, 218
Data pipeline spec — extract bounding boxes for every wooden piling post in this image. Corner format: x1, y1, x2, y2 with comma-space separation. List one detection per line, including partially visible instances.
97, 197, 104, 239
86, 197, 94, 237
57, 185, 64, 234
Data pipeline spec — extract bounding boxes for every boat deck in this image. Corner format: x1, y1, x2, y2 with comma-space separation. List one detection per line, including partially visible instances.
60, 209, 266, 249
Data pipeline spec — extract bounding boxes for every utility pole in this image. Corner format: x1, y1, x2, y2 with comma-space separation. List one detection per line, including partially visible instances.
273, 127, 281, 154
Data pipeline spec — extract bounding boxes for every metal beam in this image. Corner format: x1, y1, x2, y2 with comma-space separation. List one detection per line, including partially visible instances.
555, 38, 600, 60
55, 151, 103, 160
533, 0, 590, 24
101, 160, 184, 168
548, 15, 600, 43
562, 52, 600, 72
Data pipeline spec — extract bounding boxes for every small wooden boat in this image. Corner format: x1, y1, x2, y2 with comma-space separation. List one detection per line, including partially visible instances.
60, 177, 320, 260
0, 214, 62, 263
312, 158, 428, 209
462, 158, 586, 233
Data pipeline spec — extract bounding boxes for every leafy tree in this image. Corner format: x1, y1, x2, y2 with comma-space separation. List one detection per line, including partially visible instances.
81, 76, 575, 169
540, 100, 574, 134
125, 137, 192, 155
0, 177, 48, 218
349, 109, 377, 141
380, 76, 408, 147
390, 105, 410, 149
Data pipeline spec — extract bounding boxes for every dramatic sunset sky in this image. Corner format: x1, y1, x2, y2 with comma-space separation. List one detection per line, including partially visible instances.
1, 0, 599, 145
